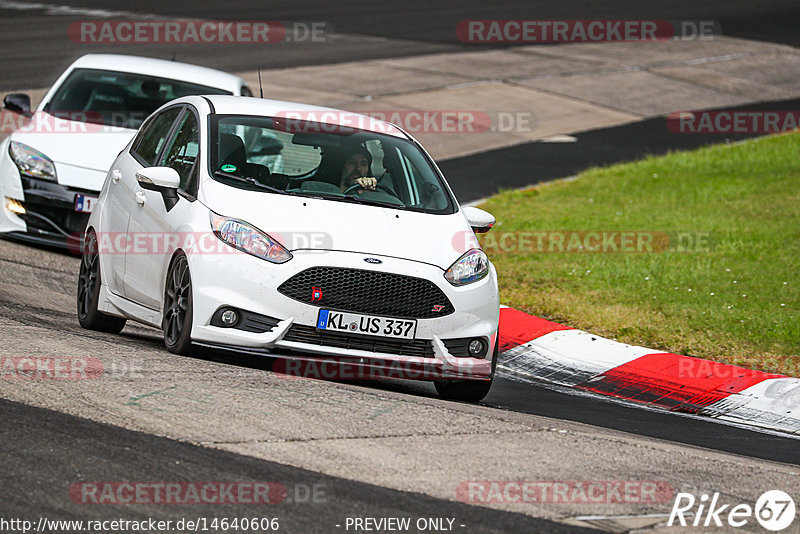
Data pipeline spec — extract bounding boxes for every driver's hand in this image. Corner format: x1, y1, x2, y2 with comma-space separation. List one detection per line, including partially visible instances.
355, 177, 377, 191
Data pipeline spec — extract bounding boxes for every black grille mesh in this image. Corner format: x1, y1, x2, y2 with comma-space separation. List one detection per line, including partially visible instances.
283, 324, 435, 358
277, 267, 454, 318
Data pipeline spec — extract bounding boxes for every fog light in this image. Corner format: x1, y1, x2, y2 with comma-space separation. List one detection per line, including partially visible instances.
5, 198, 25, 215
468, 338, 486, 357
220, 309, 238, 326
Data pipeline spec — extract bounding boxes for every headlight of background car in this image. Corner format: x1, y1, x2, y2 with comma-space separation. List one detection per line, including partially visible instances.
210, 212, 292, 264
444, 249, 489, 286
9, 141, 57, 181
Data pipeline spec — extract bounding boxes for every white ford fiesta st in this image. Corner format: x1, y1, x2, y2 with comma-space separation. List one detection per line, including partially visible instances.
0, 54, 250, 248
78, 95, 500, 401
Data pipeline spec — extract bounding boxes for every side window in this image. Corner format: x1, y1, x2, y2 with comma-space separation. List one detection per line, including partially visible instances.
395, 148, 446, 210
363, 139, 385, 177
131, 107, 182, 165
158, 111, 199, 192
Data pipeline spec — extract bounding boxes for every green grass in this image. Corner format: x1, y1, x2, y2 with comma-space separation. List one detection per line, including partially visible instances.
479, 132, 800, 375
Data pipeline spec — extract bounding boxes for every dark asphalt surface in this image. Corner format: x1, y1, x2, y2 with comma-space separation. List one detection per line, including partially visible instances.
486, 378, 800, 466
441, 97, 800, 202
0, 397, 600, 534
170, 345, 800, 466
0, 0, 799, 90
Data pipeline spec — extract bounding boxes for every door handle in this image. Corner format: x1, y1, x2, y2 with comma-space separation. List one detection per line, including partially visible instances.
135, 192, 146, 206
111, 169, 122, 183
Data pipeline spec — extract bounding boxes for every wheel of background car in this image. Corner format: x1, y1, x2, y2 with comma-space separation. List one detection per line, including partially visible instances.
433, 337, 498, 402
163, 253, 194, 355
77, 231, 127, 333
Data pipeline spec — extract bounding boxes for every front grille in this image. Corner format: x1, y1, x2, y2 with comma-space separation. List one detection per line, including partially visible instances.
277, 267, 454, 319
20, 204, 89, 236
19, 176, 95, 237
283, 324, 435, 358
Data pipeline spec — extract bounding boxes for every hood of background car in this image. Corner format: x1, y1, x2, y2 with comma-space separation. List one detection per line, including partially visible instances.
11, 124, 136, 190
200, 179, 476, 271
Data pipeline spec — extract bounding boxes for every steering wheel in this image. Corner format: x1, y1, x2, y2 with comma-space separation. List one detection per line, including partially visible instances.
343, 182, 400, 199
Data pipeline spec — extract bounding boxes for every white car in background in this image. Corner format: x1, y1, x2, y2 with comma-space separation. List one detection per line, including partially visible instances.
78, 95, 500, 401
0, 54, 252, 249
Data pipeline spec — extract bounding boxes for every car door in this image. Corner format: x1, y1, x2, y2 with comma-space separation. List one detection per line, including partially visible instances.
105, 105, 183, 296
123, 107, 200, 309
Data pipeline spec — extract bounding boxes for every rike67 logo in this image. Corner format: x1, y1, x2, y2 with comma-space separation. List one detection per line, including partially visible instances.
669, 490, 796, 531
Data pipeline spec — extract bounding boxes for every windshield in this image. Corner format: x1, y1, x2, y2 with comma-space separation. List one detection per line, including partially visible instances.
209, 114, 457, 214
45, 68, 232, 129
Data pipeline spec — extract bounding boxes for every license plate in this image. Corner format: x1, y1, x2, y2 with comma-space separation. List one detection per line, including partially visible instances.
316, 309, 417, 340
74, 194, 98, 213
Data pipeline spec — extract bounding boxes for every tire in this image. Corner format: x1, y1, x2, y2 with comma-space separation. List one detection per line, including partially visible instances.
163, 253, 194, 355
434, 337, 499, 403
77, 231, 127, 333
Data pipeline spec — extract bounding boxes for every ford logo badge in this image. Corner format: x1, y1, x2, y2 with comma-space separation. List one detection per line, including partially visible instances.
364, 258, 382, 264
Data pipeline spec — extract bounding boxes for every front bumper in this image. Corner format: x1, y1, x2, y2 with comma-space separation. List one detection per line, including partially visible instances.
186, 247, 499, 381
1, 174, 94, 249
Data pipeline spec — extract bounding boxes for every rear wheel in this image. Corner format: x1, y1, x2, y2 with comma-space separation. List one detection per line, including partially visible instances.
434, 338, 498, 402
163, 253, 194, 355
77, 231, 126, 333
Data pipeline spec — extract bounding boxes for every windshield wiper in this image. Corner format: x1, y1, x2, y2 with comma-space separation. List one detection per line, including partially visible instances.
342, 195, 406, 210
213, 171, 288, 195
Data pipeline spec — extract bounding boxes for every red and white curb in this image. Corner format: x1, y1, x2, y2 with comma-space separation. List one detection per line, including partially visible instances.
497, 306, 800, 435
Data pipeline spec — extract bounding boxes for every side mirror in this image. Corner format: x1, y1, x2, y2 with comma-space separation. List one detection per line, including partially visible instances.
3, 93, 32, 117
462, 206, 495, 234
136, 167, 181, 211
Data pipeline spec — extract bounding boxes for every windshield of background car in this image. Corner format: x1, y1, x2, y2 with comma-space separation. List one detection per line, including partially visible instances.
209, 114, 457, 214
45, 68, 232, 129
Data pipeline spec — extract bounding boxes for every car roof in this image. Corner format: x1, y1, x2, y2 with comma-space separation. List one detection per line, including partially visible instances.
199, 95, 408, 138
67, 54, 245, 93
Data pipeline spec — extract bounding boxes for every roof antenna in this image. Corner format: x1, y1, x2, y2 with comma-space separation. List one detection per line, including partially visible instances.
170, 52, 176, 61
257, 68, 264, 98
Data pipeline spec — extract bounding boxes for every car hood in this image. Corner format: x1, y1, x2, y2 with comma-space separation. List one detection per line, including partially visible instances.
200, 179, 475, 270
11, 121, 136, 188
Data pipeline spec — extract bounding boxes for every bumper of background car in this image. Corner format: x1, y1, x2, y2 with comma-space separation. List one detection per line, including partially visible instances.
0, 149, 98, 249
186, 247, 499, 381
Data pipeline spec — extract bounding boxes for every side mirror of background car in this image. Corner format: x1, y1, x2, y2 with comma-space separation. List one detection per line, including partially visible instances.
136, 167, 181, 211
3, 93, 32, 117
462, 206, 495, 234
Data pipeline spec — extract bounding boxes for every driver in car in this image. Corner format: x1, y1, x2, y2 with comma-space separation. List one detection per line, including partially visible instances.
339, 147, 377, 192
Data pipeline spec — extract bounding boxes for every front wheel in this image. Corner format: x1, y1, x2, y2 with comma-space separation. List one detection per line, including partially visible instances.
77, 231, 126, 333
434, 337, 499, 402
163, 253, 194, 355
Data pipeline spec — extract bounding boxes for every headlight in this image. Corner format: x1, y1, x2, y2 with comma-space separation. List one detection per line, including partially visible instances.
210, 212, 292, 263
9, 141, 57, 181
444, 249, 489, 286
